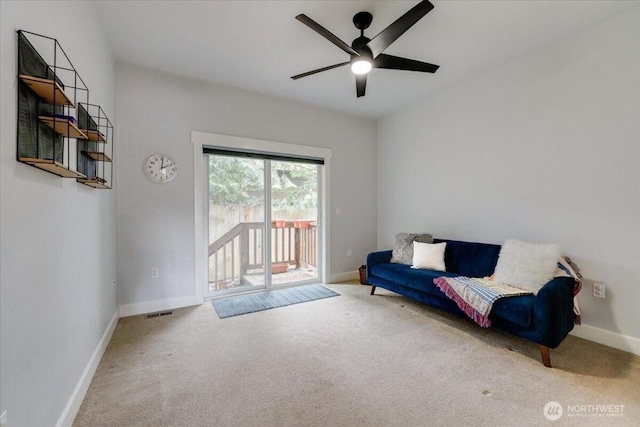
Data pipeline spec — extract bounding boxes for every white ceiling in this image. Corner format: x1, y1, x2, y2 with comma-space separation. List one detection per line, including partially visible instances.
97, 1, 639, 119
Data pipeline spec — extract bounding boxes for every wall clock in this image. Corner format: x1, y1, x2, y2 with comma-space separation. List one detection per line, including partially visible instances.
145, 154, 178, 183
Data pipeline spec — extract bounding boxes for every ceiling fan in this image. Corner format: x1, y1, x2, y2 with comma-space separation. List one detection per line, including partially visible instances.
291, 0, 439, 98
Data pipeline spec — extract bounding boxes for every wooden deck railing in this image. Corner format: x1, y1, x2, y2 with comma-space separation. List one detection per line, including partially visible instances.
208, 221, 317, 289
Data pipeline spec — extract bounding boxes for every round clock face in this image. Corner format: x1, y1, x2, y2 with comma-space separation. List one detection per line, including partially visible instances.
145, 154, 178, 183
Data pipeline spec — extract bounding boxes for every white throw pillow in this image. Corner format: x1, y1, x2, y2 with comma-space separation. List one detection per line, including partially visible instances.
492, 239, 561, 294
412, 241, 447, 271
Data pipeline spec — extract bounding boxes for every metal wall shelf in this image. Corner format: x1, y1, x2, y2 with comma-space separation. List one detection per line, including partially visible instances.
77, 177, 110, 189
39, 116, 87, 139
84, 151, 112, 162
18, 157, 86, 178
18, 74, 74, 106
80, 130, 107, 143
17, 30, 114, 189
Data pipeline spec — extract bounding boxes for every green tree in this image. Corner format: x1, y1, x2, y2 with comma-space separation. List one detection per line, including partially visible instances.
208, 156, 317, 211
208, 156, 263, 208
271, 161, 317, 212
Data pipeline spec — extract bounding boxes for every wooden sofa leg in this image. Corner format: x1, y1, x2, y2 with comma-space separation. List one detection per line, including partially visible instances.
540, 345, 552, 368
370, 285, 376, 295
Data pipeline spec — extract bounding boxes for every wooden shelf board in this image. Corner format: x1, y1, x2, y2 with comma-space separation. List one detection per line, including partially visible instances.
19, 74, 74, 106
84, 151, 112, 162
39, 116, 87, 139
77, 178, 110, 189
19, 157, 87, 178
79, 129, 107, 143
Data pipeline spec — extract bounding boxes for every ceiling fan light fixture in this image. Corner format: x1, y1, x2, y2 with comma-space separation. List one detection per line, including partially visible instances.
292, 1, 438, 97
351, 58, 372, 75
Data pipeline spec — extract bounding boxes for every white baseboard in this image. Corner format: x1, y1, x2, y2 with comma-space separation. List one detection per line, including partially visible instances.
570, 323, 640, 356
329, 270, 359, 283
119, 295, 198, 317
56, 309, 120, 427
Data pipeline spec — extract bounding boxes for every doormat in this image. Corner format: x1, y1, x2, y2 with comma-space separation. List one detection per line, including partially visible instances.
212, 284, 340, 319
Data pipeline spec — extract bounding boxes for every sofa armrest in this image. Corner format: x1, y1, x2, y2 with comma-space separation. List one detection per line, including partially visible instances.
367, 250, 392, 277
532, 277, 576, 348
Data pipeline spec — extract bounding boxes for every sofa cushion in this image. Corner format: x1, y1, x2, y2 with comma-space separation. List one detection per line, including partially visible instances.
491, 294, 536, 328
434, 239, 501, 278
371, 262, 535, 327
370, 263, 457, 295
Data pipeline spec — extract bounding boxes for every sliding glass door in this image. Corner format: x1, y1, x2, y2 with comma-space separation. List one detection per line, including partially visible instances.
206, 155, 265, 296
269, 160, 319, 287
206, 153, 320, 298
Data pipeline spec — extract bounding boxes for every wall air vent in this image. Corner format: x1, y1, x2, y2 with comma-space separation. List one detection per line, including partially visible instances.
144, 311, 173, 319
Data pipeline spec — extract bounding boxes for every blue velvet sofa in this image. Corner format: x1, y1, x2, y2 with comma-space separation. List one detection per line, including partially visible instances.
367, 238, 576, 367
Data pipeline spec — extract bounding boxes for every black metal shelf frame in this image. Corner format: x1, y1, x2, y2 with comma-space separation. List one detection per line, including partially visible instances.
77, 102, 114, 189
16, 30, 113, 188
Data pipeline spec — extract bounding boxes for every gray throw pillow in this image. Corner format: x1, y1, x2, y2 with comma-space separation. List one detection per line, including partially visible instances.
391, 233, 433, 265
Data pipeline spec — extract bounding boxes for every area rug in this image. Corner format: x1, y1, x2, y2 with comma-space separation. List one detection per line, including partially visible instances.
212, 284, 340, 319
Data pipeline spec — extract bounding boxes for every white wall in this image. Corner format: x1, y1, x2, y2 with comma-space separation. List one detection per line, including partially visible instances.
377, 8, 640, 345
0, 2, 117, 426
115, 63, 376, 311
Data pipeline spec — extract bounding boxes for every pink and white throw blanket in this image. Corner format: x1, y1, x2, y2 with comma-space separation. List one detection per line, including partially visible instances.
434, 256, 584, 328
433, 277, 532, 327
555, 256, 583, 324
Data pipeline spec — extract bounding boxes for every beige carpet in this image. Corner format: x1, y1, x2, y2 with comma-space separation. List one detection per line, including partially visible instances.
73, 284, 640, 426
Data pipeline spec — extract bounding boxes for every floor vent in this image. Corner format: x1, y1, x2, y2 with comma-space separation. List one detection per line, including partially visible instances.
145, 311, 173, 319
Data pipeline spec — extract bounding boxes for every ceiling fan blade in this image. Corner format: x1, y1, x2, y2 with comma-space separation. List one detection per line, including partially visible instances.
296, 14, 359, 56
366, 0, 434, 58
375, 54, 439, 73
356, 74, 367, 98
291, 61, 350, 80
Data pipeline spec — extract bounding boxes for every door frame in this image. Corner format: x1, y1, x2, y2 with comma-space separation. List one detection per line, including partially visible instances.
192, 131, 332, 303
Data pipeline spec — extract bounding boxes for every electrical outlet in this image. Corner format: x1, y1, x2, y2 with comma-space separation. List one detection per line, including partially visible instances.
1, 410, 8, 427
335, 207, 341, 215
151, 268, 159, 278
593, 282, 606, 298
347, 249, 352, 257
